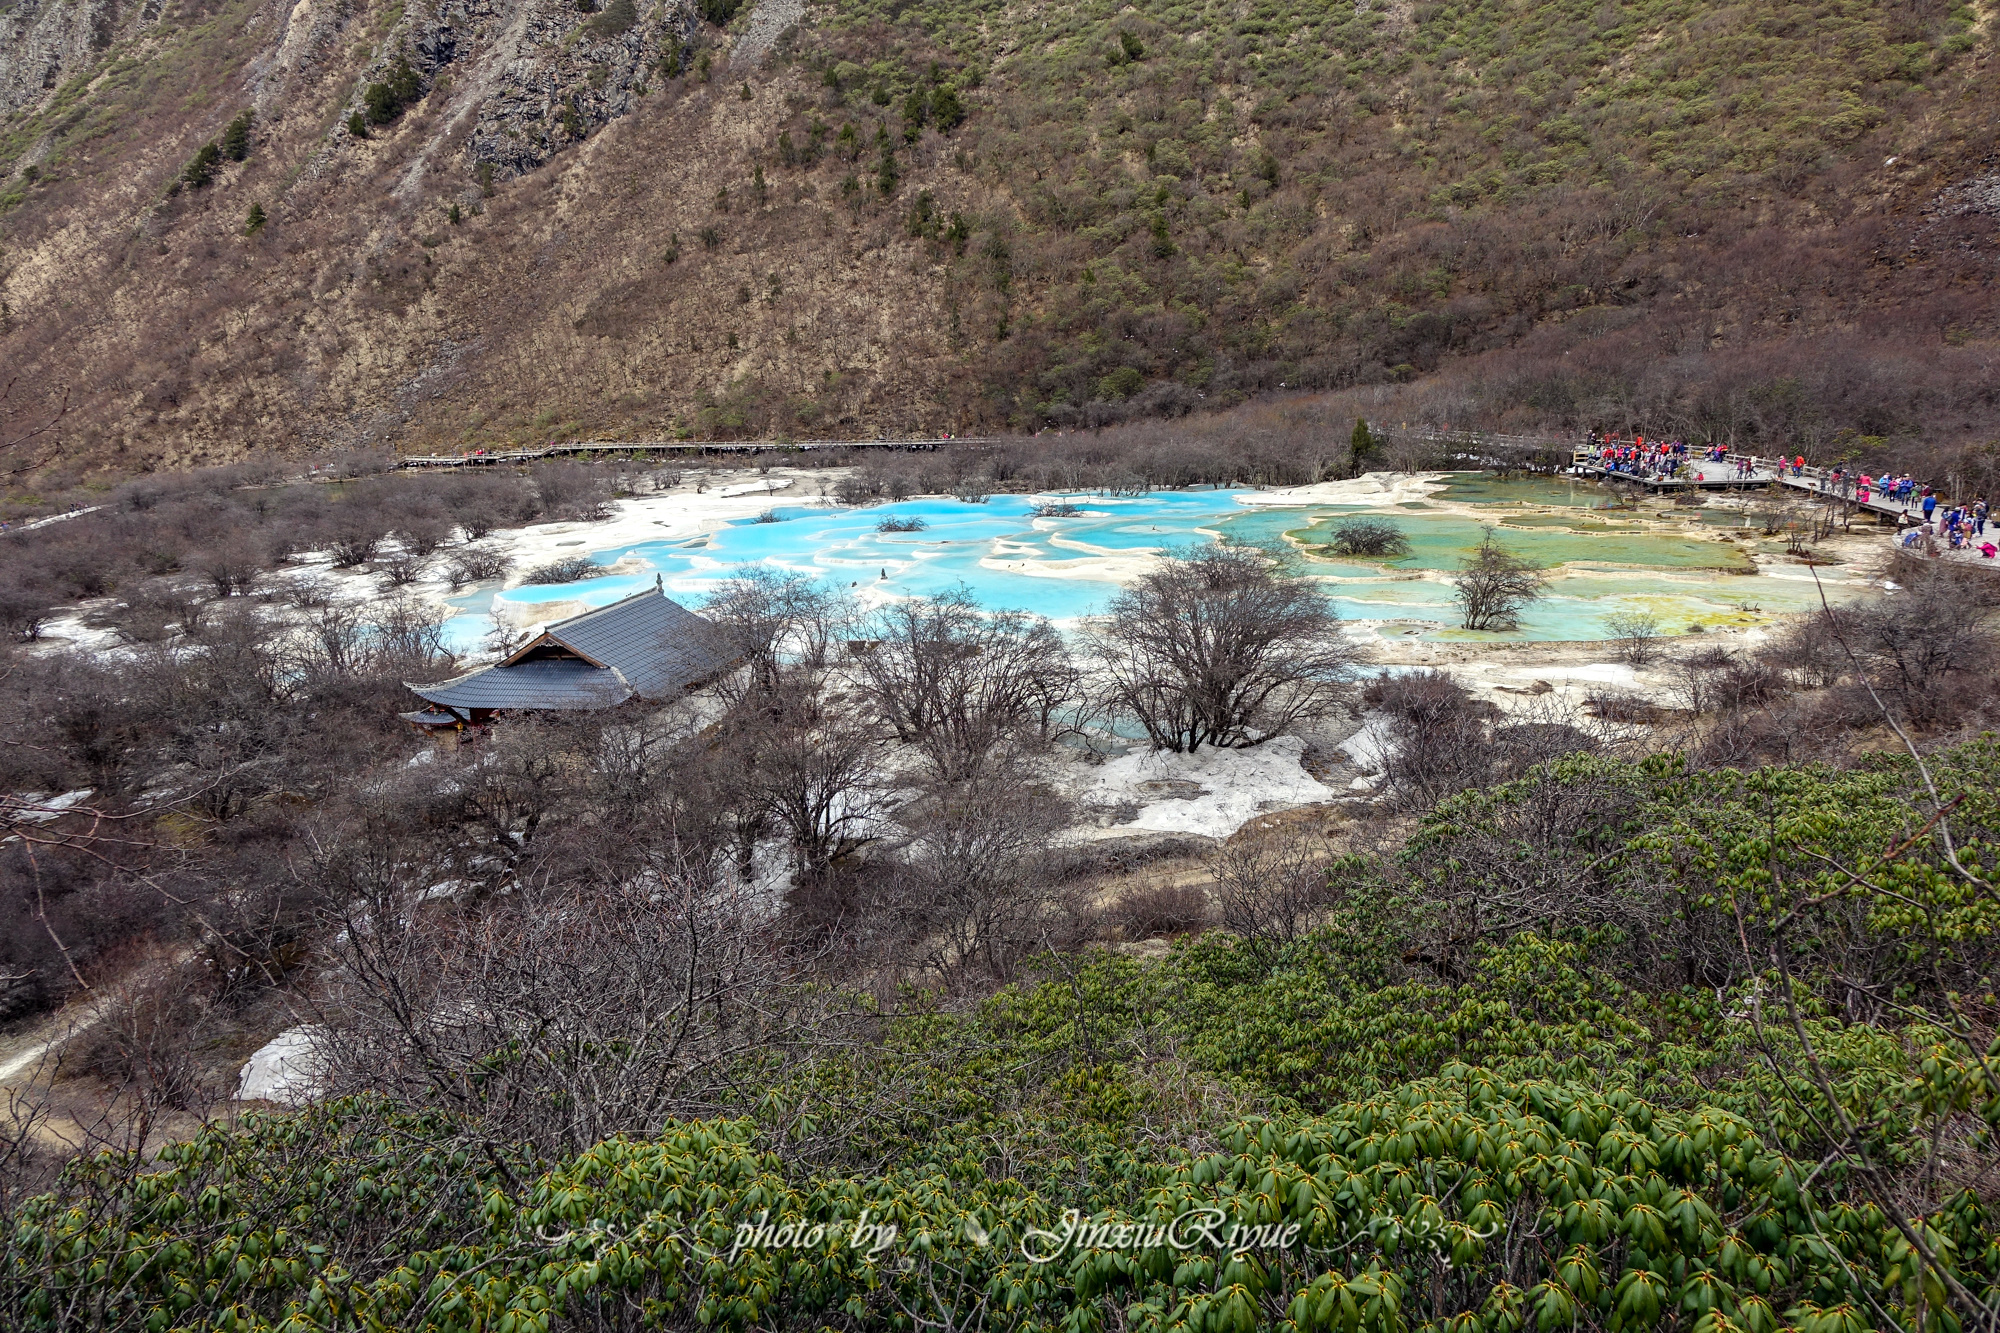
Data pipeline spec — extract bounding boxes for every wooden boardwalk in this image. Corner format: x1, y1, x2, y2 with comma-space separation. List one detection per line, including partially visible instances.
398, 437, 1005, 468
1574, 451, 1934, 525
1574, 461, 1788, 491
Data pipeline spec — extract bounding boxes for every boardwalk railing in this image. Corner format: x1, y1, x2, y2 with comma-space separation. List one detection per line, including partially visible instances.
1572, 446, 1951, 523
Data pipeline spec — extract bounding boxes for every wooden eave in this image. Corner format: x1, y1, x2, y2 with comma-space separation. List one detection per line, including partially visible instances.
499, 632, 612, 671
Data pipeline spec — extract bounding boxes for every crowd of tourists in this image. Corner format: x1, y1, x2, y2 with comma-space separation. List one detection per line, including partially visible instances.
1585, 434, 1808, 484
1815, 470, 1989, 551
1894, 494, 1993, 556
1583, 431, 1992, 559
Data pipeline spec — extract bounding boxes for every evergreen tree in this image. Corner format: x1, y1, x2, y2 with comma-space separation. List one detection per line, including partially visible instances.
243, 202, 266, 234
1349, 418, 1379, 475
181, 141, 221, 188
929, 86, 965, 133
220, 109, 253, 161
363, 57, 422, 126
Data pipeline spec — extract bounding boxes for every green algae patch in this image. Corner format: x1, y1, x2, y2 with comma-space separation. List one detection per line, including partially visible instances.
1269, 512, 1755, 573
1430, 473, 1620, 509
1498, 514, 1641, 532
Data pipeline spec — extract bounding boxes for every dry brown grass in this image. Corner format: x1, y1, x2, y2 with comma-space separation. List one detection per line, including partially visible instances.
1, 0, 1998, 483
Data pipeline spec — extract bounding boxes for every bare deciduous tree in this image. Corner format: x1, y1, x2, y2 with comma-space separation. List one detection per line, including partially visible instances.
442, 545, 513, 591
325, 523, 385, 569
719, 676, 884, 876
1091, 548, 1358, 752
850, 588, 1079, 779
195, 532, 268, 597
1604, 610, 1661, 665
1395, 755, 1656, 983
1369, 670, 1620, 811
310, 836, 843, 1161
0, 376, 69, 478
1324, 517, 1410, 557
1757, 608, 1847, 688
531, 462, 614, 522
1452, 529, 1545, 631
1211, 832, 1341, 957
1367, 669, 1499, 810
878, 770, 1083, 984
392, 508, 452, 558
704, 566, 846, 697
1840, 557, 1996, 716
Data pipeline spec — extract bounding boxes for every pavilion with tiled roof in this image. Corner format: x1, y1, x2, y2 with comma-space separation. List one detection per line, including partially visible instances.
401, 581, 738, 729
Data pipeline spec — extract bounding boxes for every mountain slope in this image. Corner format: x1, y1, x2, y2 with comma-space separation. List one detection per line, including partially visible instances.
0, 0, 1995, 475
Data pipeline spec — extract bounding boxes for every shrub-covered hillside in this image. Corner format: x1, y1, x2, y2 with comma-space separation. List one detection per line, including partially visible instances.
806, 0, 1992, 423
0, 0, 1994, 472
5, 738, 1998, 1331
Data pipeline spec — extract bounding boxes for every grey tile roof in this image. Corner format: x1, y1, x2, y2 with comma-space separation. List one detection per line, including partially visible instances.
399, 708, 466, 726
407, 587, 735, 713
411, 658, 633, 711
538, 587, 737, 700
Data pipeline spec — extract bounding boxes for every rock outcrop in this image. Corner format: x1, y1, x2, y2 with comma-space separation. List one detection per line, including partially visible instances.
0, 0, 163, 116
332, 0, 698, 184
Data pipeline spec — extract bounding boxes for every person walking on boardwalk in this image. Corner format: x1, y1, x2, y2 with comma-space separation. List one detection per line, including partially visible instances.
1922, 488, 1938, 525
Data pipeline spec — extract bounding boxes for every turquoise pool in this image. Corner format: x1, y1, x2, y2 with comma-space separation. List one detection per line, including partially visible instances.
440, 477, 1868, 651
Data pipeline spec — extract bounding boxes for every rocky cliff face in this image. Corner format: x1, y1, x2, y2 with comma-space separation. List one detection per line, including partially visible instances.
0, 0, 956, 468
329, 0, 698, 187
4, 0, 698, 194
1, 0, 164, 116
464, 0, 695, 182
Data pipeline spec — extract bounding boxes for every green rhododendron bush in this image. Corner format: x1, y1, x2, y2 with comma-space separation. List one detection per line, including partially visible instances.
6, 742, 1997, 1332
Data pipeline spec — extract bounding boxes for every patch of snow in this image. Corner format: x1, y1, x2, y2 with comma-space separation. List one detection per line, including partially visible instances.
235, 1026, 327, 1105
0, 1043, 45, 1083
1078, 735, 1335, 838
735, 840, 798, 909
31, 612, 126, 654
1233, 471, 1447, 508
1516, 662, 1636, 686
718, 479, 793, 498
415, 880, 463, 904
1448, 660, 1640, 709
11, 506, 103, 532
5, 789, 95, 823
1336, 713, 1396, 786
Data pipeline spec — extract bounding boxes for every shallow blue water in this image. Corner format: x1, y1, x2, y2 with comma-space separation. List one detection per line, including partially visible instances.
527, 491, 1249, 621
439, 480, 1867, 652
